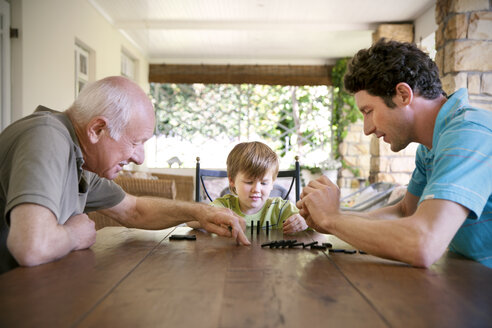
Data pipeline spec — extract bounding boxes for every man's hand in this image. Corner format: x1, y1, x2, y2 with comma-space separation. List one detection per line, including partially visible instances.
64, 213, 97, 250
282, 213, 308, 234
298, 175, 341, 234
196, 206, 250, 245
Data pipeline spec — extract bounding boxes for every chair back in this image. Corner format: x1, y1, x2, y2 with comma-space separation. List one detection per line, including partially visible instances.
195, 156, 300, 202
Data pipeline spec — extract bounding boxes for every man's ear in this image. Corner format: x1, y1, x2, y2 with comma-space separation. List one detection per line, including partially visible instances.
86, 116, 108, 144
394, 82, 414, 107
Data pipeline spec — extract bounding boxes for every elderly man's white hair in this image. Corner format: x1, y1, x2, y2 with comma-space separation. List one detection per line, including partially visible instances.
67, 76, 139, 140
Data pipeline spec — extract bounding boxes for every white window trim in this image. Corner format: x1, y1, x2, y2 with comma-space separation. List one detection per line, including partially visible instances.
75, 44, 90, 97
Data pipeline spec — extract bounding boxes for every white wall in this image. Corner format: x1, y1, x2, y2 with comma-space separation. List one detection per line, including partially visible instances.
414, 3, 437, 43
10, 0, 149, 120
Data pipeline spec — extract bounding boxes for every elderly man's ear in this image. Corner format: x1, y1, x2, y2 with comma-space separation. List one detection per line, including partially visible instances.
87, 116, 109, 143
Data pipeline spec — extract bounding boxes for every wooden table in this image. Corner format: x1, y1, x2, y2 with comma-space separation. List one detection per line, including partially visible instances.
1, 226, 491, 328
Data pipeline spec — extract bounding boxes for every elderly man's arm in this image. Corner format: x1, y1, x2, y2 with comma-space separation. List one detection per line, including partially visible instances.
7, 203, 96, 267
99, 194, 251, 245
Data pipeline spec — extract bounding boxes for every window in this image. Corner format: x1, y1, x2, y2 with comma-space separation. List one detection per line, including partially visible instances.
121, 50, 136, 80
74, 44, 89, 97
149, 83, 333, 170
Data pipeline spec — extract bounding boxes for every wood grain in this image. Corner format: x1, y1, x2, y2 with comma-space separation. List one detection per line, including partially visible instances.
0, 227, 175, 328
2, 227, 491, 328
79, 228, 386, 327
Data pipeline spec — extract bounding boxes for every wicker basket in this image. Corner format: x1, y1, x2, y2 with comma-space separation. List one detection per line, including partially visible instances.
88, 177, 177, 230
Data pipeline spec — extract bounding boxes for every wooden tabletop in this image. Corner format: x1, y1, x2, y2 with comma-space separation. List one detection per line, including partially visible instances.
0, 226, 491, 328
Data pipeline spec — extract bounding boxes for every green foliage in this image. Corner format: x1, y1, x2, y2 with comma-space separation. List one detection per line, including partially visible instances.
331, 58, 362, 174
151, 83, 332, 167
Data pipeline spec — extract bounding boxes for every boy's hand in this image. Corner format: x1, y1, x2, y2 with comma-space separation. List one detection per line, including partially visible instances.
282, 213, 308, 234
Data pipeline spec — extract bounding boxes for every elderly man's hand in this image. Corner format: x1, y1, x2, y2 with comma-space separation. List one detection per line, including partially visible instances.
196, 206, 251, 245
65, 213, 97, 250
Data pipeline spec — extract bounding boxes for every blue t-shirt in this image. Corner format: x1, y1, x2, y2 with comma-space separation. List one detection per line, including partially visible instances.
407, 88, 492, 268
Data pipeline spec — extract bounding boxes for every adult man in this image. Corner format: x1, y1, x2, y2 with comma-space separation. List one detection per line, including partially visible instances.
0, 76, 249, 274
298, 40, 492, 268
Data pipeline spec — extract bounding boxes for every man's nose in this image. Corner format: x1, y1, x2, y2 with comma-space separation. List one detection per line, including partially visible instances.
363, 117, 376, 136
130, 145, 145, 165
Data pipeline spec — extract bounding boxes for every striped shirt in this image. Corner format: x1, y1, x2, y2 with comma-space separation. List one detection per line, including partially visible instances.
407, 88, 492, 268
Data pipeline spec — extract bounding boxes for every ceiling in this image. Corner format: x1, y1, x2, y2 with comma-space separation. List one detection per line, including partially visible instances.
89, 0, 435, 66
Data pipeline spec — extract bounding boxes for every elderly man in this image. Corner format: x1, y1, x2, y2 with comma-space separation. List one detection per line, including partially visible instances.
0, 76, 249, 274
298, 40, 492, 268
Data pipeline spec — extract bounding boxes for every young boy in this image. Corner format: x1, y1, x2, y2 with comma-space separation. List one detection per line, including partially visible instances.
190, 141, 307, 234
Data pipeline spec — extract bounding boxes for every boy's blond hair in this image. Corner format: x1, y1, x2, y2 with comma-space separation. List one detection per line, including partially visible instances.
227, 142, 279, 182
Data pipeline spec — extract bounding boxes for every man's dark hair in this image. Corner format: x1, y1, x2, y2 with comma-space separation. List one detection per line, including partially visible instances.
344, 39, 445, 108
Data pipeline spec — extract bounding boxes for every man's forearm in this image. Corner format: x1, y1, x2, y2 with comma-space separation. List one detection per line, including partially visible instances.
8, 205, 77, 267
118, 196, 204, 229
328, 213, 425, 266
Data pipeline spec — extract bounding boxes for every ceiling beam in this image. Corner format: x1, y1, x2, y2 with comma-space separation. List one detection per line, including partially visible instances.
149, 64, 333, 86
116, 20, 376, 31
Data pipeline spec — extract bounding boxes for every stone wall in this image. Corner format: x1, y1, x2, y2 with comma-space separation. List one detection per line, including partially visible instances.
435, 0, 492, 110
338, 121, 371, 190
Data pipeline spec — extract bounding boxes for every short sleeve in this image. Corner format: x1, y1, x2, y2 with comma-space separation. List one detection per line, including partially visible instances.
6, 125, 71, 220
421, 119, 492, 219
407, 145, 428, 198
84, 173, 126, 212
211, 197, 227, 208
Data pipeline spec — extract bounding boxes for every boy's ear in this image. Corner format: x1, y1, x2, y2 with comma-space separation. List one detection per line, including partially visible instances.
394, 82, 413, 107
86, 116, 109, 144
228, 175, 234, 187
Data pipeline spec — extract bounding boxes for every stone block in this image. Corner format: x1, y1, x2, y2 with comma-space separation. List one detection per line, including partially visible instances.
341, 168, 355, 178
482, 73, 492, 95
445, 40, 492, 72
442, 72, 468, 95
391, 173, 413, 185
435, 0, 450, 25
344, 156, 357, 168
349, 143, 370, 156
401, 142, 419, 156
468, 74, 482, 94
349, 122, 364, 133
344, 131, 361, 143
379, 140, 394, 155
469, 12, 492, 40
390, 157, 417, 173
435, 23, 445, 49
435, 48, 444, 77
339, 142, 348, 155
359, 156, 371, 170
379, 157, 391, 171
444, 14, 468, 40
373, 24, 414, 43
370, 135, 380, 156
451, 0, 489, 13
376, 173, 396, 183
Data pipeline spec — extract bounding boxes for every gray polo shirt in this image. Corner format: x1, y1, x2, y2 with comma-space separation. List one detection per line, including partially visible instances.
0, 106, 125, 273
